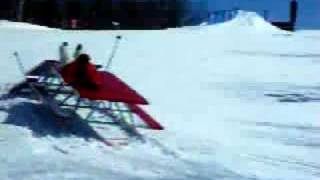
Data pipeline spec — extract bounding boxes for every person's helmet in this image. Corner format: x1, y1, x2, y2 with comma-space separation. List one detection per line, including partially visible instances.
77, 53, 90, 63
62, 42, 68, 46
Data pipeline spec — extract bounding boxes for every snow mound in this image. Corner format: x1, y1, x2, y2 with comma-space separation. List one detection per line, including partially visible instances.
0, 20, 55, 31
225, 11, 281, 32
200, 11, 283, 33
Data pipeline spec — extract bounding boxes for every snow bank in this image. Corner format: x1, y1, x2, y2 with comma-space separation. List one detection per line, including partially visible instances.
0, 20, 55, 31
229, 11, 278, 30
203, 11, 283, 33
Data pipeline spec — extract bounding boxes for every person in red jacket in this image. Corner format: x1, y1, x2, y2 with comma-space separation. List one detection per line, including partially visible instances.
61, 53, 101, 89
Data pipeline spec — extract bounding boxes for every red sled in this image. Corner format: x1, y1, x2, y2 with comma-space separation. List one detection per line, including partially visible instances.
8, 60, 164, 146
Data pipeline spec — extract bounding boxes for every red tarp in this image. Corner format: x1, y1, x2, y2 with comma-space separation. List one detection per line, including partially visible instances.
61, 62, 148, 105
128, 104, 164, 130
76, 71, 149, 105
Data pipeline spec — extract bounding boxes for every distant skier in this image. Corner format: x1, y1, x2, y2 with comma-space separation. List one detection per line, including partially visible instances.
59, 42, 70, 65
61, 53, 101, 89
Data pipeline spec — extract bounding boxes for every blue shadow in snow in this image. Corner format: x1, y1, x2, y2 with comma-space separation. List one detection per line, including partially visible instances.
0, 101, 108, 142
265, 93, 320, 103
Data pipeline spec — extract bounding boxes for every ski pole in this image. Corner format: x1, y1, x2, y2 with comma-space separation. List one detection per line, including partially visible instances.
104, 35, 122, 70
13, 51, 26, 75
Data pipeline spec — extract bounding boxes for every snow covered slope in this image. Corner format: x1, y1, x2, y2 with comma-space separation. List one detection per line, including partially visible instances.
1, 12, 320, 180
0, 20, 55, 31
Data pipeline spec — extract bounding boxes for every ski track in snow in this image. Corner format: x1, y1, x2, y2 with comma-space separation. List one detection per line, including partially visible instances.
1, 14, 320, 180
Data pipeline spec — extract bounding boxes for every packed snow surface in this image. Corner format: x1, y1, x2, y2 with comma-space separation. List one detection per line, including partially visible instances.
1, 12, 320, 180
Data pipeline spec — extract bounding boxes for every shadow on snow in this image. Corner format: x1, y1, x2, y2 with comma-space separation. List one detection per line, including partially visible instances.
265, 92, 320, 103
0, 101, 107, 142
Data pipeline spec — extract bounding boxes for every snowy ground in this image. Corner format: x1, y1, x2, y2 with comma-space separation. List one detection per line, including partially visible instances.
1, 12, 320, 180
